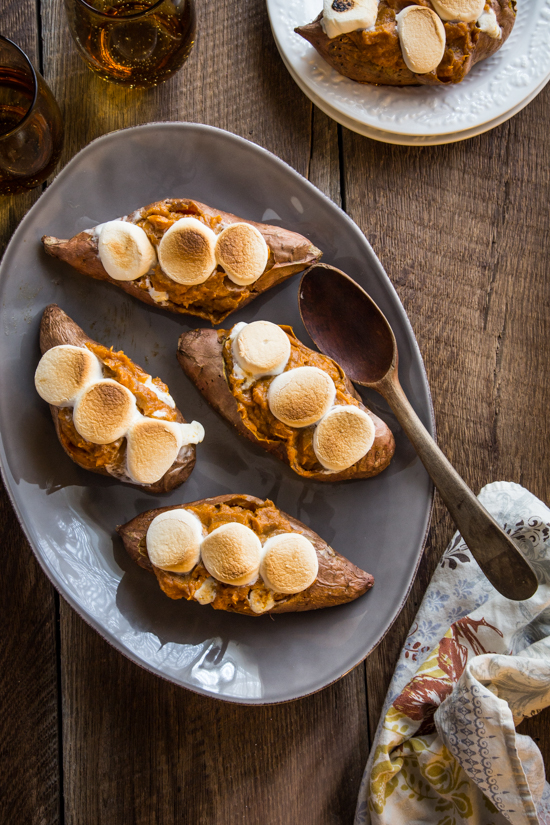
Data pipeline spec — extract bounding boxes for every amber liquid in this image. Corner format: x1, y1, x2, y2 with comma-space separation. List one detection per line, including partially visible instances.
70, 0, 196, 88
0, 68, 63, 196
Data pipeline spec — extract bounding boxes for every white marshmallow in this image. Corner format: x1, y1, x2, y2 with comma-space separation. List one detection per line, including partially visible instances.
146, 509, 203, 572
231, 321, 291, 378
98, 221, 156, 282
323, 0, 378, 39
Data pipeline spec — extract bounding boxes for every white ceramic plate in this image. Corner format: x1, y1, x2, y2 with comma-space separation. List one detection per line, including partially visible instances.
0, 123, 434, 704
276, 35, 550, 145
267, 0, 550, 140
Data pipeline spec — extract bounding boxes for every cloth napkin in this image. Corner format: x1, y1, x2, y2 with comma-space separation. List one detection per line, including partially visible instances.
355, 481, 550, 825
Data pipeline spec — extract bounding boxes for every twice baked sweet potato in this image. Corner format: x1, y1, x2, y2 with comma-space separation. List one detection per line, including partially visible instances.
296, 0, 516, 87
177, 324, 395, 481
118, 494, 374, 615
42, 198, 322, 324
38, 304, 199, 492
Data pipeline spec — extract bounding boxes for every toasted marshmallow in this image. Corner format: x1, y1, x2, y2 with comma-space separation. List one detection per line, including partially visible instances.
260, 533, 318, 595
268, 366, 336, 428
146, 509, 203, 573
201, 523, 262, 586
215, 223, 269, 286
477, 7, 501, 37
158, 217, 217, 285
194, 577, 218, 604
322, 0, 378, 39
430, 0, 484, 22
396, 6, 446, 75
35, 345, 103, 407
313, 405, 375, 472
73, 379, 136, 444
126, 418, 204, 483
232, 321, 291, 378
98, 221, 156, 282
126, 419, 182, 484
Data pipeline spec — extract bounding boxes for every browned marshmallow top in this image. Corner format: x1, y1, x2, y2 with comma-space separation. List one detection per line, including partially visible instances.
126, 419, 181, 484
430, 0, 484, 22
158, 217, 217, 285
313, 405, 375, 472
215, 222, 269, 286
267, 366, 336, 428
200, 522, 262, 586
396, 6, 446, 75
34, 345, 102, 407
73, 380, 136, 444
260, 533, 318, 594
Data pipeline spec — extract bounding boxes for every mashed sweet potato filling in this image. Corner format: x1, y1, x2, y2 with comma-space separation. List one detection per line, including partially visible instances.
56, 344, 176, 470
223, 326, 362, 474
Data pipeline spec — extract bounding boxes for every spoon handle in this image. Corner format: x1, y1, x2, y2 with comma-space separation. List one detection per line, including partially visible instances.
381, 375, 538, 601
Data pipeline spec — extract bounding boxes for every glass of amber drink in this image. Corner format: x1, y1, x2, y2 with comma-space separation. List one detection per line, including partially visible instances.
0, 37, 64, 196
64, 0, 196, 88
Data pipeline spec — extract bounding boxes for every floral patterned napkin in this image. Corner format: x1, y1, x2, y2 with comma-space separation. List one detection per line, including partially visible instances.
355, 481, 550, 825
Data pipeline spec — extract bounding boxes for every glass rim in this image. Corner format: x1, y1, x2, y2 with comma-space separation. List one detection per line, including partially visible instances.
71, 0, 167, 19
0, 35, 38, 141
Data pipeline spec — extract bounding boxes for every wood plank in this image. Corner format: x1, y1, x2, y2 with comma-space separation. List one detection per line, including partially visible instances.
0, 5, 61, 823
341, 90, 550, 745
38, 1, 366, 823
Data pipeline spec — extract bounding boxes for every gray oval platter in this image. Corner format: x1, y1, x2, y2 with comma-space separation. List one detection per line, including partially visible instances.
0, 123, 434, 704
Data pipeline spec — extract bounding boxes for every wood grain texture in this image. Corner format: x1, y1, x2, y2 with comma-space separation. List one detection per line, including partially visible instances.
341, 91, 550, 741
0, 4, 61, 825
60, 600, 368, 825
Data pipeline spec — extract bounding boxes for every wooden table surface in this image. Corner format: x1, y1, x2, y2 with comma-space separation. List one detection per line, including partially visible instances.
2, 2, 549, 822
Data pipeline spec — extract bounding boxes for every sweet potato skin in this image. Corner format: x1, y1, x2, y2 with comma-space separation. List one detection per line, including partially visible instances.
176, 326, 395, 481
295, 0, 516, 87
117, 494, 374, 615
39, 304, 196, 493
41, 198, 322, 324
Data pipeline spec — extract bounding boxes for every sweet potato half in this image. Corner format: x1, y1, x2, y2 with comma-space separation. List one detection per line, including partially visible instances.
296, 0, 516, 87
39, 304, 196, 493
177, 325, 395, 481
42, 198, 322, 324
117, 494, 374, 615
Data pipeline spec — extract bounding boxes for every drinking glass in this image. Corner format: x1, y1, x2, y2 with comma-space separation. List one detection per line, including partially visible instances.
64, 0, 196, 88
0, 37, 64, 196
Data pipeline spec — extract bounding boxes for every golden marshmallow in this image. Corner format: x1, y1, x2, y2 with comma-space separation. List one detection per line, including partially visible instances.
233, 321, 291, 377
260, 533, 319, 594
215, 223, 269, 286
146, 509, 203, 572
98, 221, 156, 282
396, 6, 446, 75
267, 366, 336, 428
73, 379, 136, 444
158, 217, 217, 285
430, 0, 484, 22
35, 345, 103, 406
126, 419, 182, 484
313, 405, 375, 472
201, 522, 262, 586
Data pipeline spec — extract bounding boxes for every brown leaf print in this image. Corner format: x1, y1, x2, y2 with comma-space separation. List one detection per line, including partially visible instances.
393, 674, 454, 722
438, 636, 468, 682
453, 616, 503, 656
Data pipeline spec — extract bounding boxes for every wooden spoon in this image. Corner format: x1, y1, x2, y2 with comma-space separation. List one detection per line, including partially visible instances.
299, 263, 538, 601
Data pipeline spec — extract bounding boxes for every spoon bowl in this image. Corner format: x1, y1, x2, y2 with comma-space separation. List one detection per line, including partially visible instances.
299, 264, 396, 384
299, 263, 538, 602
